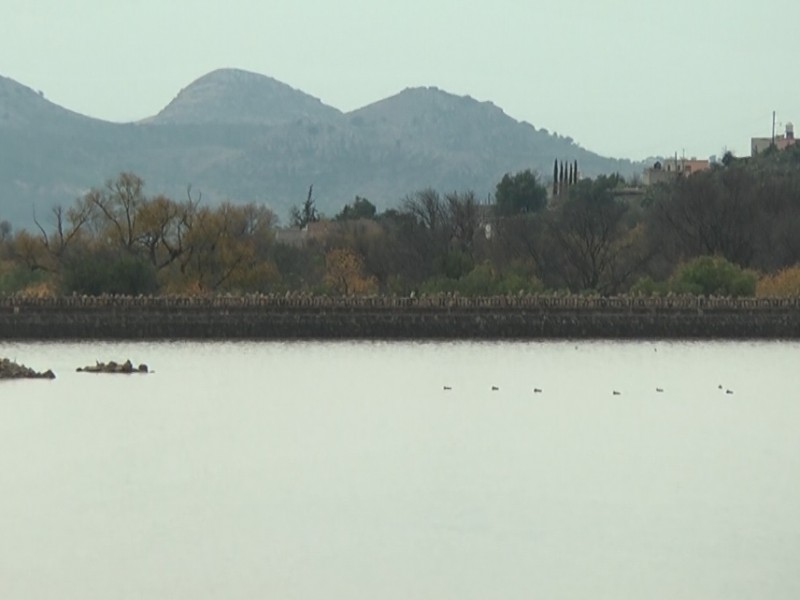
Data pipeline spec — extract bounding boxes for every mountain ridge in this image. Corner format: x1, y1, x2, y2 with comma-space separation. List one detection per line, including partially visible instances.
0, 68, 640, 227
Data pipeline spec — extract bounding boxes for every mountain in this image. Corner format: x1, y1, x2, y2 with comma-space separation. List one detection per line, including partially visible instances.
348, 86, 634, 194
146, 68, 343, 126
0, 75, 131, 221
0, 69, 641, 227
0, 75, 99, 130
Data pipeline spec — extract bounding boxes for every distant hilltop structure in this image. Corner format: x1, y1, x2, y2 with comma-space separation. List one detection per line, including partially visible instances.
642, 156, 710, 186
751, 122, 795, 155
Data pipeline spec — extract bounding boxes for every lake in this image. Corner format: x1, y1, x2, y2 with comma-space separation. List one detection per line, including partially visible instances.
0, 340, 798, 599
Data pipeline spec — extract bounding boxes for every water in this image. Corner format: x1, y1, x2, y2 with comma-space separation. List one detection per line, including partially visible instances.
0, 340, 798, 599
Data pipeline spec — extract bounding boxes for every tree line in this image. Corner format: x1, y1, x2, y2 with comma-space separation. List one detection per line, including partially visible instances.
2, 145, 800, 298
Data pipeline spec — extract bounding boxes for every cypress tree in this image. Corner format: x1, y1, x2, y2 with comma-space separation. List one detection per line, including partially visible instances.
553, 159, 558, 196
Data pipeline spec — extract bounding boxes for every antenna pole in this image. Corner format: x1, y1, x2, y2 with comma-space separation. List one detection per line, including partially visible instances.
772, 111, 776, 146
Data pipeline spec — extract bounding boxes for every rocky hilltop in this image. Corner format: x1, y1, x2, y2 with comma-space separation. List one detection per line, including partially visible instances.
146, 68, 343, 126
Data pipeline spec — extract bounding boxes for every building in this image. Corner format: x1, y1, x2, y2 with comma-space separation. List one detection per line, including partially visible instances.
751, 122, 796, 155
642, 156, 711, 186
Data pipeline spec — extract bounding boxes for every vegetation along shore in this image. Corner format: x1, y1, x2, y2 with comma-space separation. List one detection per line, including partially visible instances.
1, 142, 800, 341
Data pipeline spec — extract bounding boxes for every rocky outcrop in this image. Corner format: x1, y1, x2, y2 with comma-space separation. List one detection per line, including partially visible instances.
76, 360, 149, 374
0, 357, 55, 379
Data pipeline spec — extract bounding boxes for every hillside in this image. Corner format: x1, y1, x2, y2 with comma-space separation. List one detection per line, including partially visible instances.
0, 69, 640, 227
0, 75, 99, 131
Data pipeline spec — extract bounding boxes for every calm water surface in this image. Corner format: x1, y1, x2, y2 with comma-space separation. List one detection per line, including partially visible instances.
0, 340, 798, 599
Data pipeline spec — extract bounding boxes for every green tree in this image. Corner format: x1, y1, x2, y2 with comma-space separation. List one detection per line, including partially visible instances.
669, 255, 756, 297
494, 170, 547, 216
335, 196, 377, 221
552, 160, 558, 196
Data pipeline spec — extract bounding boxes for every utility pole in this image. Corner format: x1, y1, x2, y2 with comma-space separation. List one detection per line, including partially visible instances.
772, 110, 776, 147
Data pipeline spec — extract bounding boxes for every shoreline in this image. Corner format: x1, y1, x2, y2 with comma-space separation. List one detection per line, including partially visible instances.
1, 295, 799, 340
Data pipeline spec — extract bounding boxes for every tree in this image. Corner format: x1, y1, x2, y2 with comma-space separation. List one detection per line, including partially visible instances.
324, 248, 377, 295
403, 188, 445, 232
550, 175, 641, 292
494, 170, 547, 216
290, 185, 320, 228
401, 188, 450, 278
444, 190, 481, 256
83, 172, 146, 251
27, 202, 93, 275
489, 212, 555, 286
370, 210, 427, 292
646, 165, 758, 269
134, 193, 197, 271
335, 196, 376, 221
179, 202, 278, 292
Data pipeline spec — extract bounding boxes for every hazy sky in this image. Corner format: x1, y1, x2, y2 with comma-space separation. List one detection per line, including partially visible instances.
3, 0, 799, 160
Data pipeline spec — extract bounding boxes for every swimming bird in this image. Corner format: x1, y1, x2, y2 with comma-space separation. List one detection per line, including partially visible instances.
726, 389, 734, 395
656, 388, 664, 393
443, 386, 452, 391
613, 390, 621, 396
533, 388, 542, 393
491, 386, 499, 391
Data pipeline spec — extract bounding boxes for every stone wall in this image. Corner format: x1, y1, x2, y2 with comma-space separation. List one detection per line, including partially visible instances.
1, 295, 799, 340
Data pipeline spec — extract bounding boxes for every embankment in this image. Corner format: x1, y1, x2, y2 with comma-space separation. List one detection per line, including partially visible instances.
1, 295, 799, 340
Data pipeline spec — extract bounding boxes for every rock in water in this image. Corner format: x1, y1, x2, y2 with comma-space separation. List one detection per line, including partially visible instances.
76, 359, 150, 374
0, 357, 56, 379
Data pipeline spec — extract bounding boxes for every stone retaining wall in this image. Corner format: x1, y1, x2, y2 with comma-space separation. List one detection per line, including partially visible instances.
1, 295, 799, 340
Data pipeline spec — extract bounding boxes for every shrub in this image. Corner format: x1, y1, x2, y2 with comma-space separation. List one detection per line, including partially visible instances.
420, 262, 542, 296
668, 255, 756, 297
756, 265, 800, 297
629, 276, 669, 296
0, 263, 51, 295
61, 250, 158, 296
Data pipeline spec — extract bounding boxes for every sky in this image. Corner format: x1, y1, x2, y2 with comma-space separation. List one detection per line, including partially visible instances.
2, 0, 799, 161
